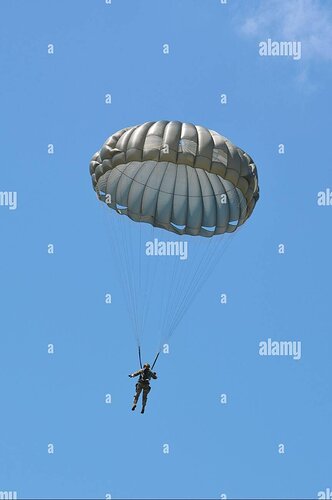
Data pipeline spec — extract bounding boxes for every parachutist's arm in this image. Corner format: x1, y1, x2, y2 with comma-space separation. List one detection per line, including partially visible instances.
129, 369, 143, 378
151, 371, 157, 379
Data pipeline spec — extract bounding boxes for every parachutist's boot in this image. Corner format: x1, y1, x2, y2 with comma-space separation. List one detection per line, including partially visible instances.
141, 406, 145, 414
132, 404, 137, 411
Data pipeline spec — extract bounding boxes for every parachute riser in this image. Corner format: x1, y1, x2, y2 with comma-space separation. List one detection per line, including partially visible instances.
138, 346, 143, 369
151, 351, 160, 370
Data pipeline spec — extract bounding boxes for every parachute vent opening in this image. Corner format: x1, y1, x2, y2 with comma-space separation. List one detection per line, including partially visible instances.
170, 222, 186, 231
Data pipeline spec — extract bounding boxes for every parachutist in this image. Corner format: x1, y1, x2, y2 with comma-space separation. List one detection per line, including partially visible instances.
129, 363, 157, 414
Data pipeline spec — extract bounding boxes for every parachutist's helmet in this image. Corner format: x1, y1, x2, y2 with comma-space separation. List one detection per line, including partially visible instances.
144, 363, 150, 369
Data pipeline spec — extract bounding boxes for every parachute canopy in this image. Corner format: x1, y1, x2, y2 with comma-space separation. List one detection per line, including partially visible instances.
89, 120, 259, 237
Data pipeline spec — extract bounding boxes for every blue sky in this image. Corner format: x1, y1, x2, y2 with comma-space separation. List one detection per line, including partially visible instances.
1, 0, 332, 498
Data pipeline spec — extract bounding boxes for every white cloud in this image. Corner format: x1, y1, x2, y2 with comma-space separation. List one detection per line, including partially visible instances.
241, 0, 332, 61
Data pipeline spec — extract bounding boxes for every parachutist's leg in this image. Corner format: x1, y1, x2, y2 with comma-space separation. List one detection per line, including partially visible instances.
141, 385, 151, 413
132, 383, 142, 410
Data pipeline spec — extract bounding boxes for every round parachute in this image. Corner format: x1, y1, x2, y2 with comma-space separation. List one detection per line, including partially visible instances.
89, 120, 259, 237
